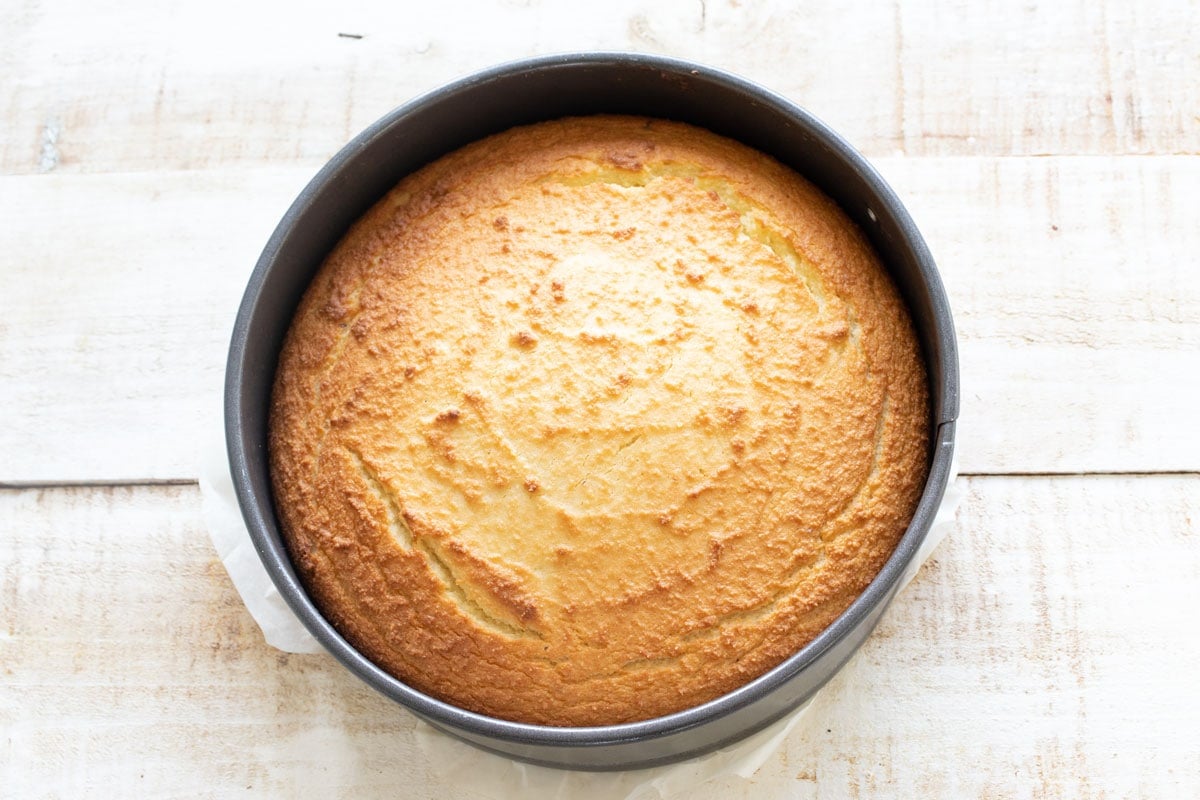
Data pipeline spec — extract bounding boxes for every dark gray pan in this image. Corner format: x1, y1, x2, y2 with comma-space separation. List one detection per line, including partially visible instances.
225, 52, 959, 771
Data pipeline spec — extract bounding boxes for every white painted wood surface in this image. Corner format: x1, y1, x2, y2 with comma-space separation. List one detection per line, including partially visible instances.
2, 0, 1198, 796
4, 477, 1197, 797
3, 157, 1197, 483
5, 0, 1198, 174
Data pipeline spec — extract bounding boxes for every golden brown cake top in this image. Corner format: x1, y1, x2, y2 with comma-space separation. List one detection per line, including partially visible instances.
269, 116, 929, 726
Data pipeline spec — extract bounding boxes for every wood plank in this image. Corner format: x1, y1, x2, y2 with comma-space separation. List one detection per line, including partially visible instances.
0, 167, 313, 485
0, 484, 470, 798
877, 155, 1200, 475
776, 473, 1200, 797
2, 477, 1196, 796
893, 0, 1200, 157
2, 155, 1196, 482
3, 0, 1198, 176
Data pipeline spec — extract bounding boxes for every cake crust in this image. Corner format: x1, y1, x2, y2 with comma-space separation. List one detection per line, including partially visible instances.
269, 116, 929, 726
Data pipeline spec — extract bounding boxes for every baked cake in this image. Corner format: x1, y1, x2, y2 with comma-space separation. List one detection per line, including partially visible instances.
268, 116, 929, 726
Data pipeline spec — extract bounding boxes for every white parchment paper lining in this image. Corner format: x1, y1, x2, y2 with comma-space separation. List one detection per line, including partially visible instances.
201, 418, 960, 800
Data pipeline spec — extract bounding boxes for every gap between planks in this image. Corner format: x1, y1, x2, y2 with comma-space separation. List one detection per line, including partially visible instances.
3, 470, 1198, 492
0, 478, 200, 490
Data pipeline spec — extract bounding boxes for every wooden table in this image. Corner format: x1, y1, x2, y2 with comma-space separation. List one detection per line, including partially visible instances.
3, 1, 1198, 796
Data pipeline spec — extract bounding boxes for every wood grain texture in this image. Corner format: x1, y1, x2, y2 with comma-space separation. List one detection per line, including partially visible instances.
2, 156, 1197, 483
776, 474, 1200, 798
3, 0, 1198, 176
0, 485, 485, 798
2, 477, 1197, 797
878, 155, 1200, 475
0, 167, 312, 485
3, 1, 1197, 796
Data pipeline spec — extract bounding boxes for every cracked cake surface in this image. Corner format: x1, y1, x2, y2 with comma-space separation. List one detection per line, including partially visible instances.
268, 115, 929, 726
